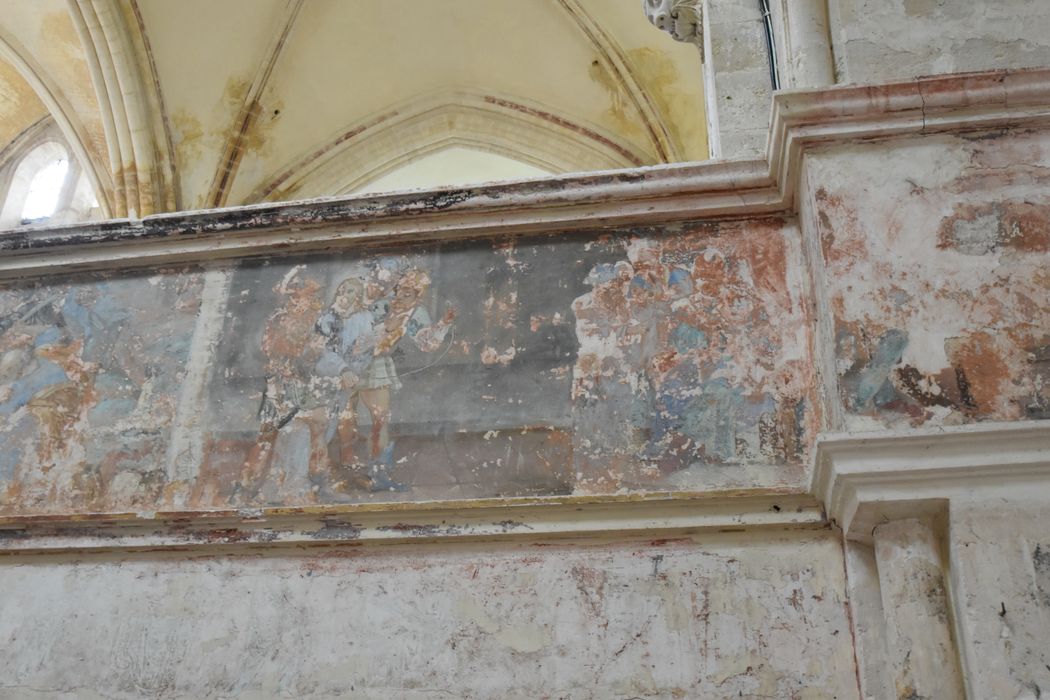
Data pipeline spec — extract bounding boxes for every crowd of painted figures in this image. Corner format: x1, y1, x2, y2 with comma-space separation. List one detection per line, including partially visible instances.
238, 258, 456, 497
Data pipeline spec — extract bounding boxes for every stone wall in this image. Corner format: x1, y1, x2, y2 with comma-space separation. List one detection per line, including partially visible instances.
0, 69, 1048, 698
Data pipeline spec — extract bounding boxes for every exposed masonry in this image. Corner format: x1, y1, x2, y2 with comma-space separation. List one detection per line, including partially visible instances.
828, 0, 1050, 85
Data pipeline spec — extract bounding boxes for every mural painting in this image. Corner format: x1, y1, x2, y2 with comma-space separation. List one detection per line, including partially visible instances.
0, 269, 203, 514
812, 131, 1050, 430
569, 223, 816, 493
0, 220, 816, 515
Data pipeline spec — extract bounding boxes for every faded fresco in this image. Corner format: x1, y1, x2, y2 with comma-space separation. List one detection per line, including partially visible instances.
0, 269, 203, 514
198, 220, 815, 506
570, 222, 816, 493
811, 130, 1050, 430
0, 221, 815, 514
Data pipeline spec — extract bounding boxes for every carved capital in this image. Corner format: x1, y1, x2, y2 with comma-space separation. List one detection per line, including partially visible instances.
643, 0, 703, 47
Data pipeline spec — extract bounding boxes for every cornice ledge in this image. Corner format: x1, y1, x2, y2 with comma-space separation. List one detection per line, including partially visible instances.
0, 490, 823, 555
768, 67, 1050, 208
2, 69, 1050, 280
812, 420, 1050, 541
0, 159, 778, 280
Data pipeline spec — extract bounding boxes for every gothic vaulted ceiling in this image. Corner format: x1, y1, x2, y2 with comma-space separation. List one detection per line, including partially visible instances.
0, 0, 708, 217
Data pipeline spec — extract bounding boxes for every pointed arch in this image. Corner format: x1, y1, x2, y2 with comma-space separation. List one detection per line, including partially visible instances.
246, 90, 650, 203
0, 31, 113, 218
554, 0, 681, 162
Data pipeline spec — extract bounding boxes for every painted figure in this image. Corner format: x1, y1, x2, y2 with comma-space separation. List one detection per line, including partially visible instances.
240, 268, 327, 500
312, 276, 376, 485
0, 278, 199, 512
318, 264, 456, 491
246, 260, 456, 497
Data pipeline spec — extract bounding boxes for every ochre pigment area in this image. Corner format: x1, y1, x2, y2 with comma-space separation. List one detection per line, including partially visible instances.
0, 268, 203, 514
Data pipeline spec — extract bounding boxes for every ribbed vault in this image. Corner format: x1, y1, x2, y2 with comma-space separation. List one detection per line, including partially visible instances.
0, 0, 709, 219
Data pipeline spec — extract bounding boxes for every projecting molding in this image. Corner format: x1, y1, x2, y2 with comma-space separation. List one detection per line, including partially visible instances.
0, 491, 824, 554
68, 0, 177, 216
813, 421, 1050, 543
0, 68, 1048, 281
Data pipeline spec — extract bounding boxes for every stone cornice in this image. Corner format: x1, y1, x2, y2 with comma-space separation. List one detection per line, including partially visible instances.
0, 490, 823, 555
0, 68, 1048, 281
768, 68, 1050, 208
0, 159, 781, 280
812, 421, 1050, 543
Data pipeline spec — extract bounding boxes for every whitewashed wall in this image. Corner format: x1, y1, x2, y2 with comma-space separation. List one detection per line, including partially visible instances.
0, 531, 857, 699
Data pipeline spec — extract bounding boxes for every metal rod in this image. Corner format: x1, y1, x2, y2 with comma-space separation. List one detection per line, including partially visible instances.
759, 0, 781, 90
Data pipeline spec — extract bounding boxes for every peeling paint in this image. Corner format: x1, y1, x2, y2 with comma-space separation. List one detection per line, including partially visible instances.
811, 130, 1050, 429
0, 220, 814, 516
0, 268, 203, 515
571, 220, 817, 493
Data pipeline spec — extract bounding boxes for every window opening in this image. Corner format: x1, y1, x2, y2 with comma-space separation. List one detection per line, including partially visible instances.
20, 156, 68, 222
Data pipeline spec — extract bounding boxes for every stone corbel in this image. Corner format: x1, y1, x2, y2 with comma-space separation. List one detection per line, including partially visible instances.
813, 420, 1050, 698
642, 0, 703, 50
812, 421, 1050, 543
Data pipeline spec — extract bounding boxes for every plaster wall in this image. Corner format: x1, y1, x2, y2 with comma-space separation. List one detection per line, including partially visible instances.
949, 498, 1050, 699
0, 530, 857, 699
802, 127, 1050, 431
353, 148, 551, 196
1, 69, 1050, 698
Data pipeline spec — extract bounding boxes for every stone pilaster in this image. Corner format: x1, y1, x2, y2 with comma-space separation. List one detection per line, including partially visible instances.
644, 0, 773, 158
